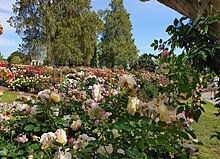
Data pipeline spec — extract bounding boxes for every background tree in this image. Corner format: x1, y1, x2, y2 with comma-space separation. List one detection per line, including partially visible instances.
8, 0, 45, 62
99, 0, 138, 68
0, 52, 3, 60
7, 51, 30, 65
8, 0, 102, 66
134, 53, 158, 71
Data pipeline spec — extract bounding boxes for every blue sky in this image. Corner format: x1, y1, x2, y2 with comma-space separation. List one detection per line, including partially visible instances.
0, 0, 182, 58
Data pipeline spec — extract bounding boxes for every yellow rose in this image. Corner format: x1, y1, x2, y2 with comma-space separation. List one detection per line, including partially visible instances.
97, 144, 113, 157
50, 93, 60, 102
70, 119, 81, 131
157, 103, 170, 123
55, 129, 67, 145
127, 96, 140, 116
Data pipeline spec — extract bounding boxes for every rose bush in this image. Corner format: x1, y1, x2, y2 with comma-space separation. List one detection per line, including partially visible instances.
0, 66, 203, 158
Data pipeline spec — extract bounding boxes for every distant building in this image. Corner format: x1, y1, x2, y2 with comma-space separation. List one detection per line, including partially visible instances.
30, 60, 43, 66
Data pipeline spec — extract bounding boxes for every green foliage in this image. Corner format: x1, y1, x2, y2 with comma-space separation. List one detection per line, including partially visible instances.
7, 51, 30, 65
8, 0, 102, 66
151, 15, 220, 74
0, 52, 3, 59
132, 53, 158, 71
99, 0, 138, 68
151, 15, 220, 143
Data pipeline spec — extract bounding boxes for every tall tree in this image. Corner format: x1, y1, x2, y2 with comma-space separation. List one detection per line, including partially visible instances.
8, 0, 45, 62
8, 0, 102, 66
99, 0, 138, 68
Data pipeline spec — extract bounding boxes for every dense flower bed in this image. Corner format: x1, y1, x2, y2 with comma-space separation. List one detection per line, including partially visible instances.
0, 66, 200, 158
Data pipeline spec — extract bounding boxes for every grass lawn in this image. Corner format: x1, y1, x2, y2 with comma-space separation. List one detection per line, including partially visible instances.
193, 101, 220, 159
0, 91, 17, 104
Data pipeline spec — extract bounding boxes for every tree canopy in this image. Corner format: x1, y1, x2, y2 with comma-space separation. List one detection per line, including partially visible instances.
98, 0, 138, 68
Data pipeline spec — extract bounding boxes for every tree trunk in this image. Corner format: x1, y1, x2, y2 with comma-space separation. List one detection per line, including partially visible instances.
156, 0, 220, 40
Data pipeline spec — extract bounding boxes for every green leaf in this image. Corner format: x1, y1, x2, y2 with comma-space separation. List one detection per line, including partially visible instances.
0, 149, 8, 156
157, 136, 168, 144
24, 124, 35, 131
179, 132, 190, 140
31, 144, 40, 150
154, 39, 158, 44
165, 145, 177, 153
177, 106, 185, 114
82, 147, 92, 153
193, 109, 202, 123
157, 121, 167, 127
141, 118, 148, 127
34, 127, 41, 132
174, 18, 179, 26
42, 127, 49, 132
138, 141, 145, 149
166, 25, 174, 32
188, 131, 197, 139
33, 153, 42, 159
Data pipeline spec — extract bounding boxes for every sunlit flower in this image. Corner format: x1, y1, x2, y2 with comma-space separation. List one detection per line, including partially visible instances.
117, 148, 125, 155
92, 84, 102, 101
97, 144, 113, 157
127, 96, 140, 116
75, 134, 96, 149
50, 93, 61, 102
157, 103, 170, 123
70, 119, 81, 131
55, 129, 67, 145
32, 135, 40, 141
40, 132, 56, 147
16, 134, 28, 143
111, 129, 119, 138
54, 148, 72, 159
118, 74, 136, 90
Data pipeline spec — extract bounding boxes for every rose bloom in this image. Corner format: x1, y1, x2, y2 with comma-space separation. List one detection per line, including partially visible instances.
111, 129, 119, 138
74, 134, 96, 150
157, 103, 170, 123
92, 84, 102, 101
70, 119, 81, 131
40, 132, 56, 147
54, 149, 72, 159
55, 129, 67, 145
127, 96, 140, 116
17, 134, 28, 143
118, 74, 136, 90
97, 144, 113, 157
50, 93, 60, 102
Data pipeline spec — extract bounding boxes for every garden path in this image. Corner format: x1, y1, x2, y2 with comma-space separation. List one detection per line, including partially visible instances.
201, 91, 218, 104
0, 86, 36, 98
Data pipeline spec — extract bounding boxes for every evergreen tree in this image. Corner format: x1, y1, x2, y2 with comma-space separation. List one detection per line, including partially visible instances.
8, 0, 102, 66
99, 0, 138, 68
8, 0, 45, 62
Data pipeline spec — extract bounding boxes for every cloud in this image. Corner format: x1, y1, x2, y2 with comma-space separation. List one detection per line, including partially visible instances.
0, 0, 17, 33
0, 37, 19, 47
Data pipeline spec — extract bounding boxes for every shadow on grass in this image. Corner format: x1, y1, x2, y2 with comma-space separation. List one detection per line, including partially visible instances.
0, 91, 17, 104
193, 101, 220, 159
